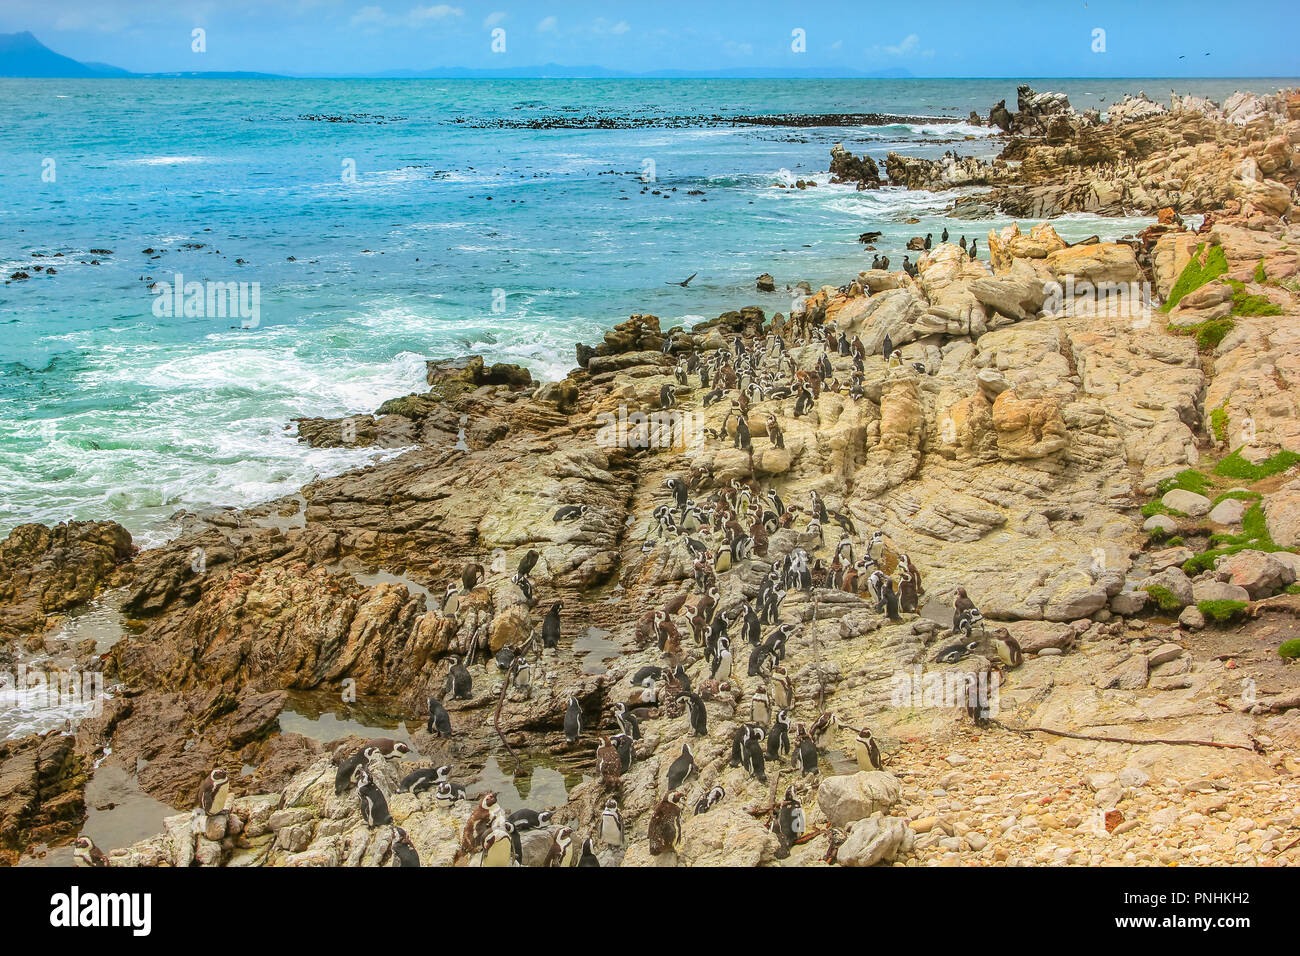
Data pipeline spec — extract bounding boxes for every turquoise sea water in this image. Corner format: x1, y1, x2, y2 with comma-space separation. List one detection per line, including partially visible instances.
1, 77, 1293, 545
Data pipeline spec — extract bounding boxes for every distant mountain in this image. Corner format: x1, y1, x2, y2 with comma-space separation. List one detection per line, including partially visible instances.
0, 32, 912, 81
0, 31, 113, 77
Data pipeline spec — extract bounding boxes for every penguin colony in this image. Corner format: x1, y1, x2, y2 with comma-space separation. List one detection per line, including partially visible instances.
122, 307, 1030, 870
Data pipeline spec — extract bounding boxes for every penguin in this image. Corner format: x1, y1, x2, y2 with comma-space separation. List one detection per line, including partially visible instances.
361, 738, 411, 760
924, 232, 933, 250
941, 227, 949, 242
793, 731, 819, 775
648, 791, 685, 856
461, 793, 500, 857
992, 630, 1024, 668
666, 742, 698, 790
750, 684, 771, 727
766, 414, 784, 449
934, 639, 979, 663
613, 700, 641, 740
660, 383, 677, 410
678, 693, 708, 736
776, 786, 807, 847
435, 780, 468, 803
442, 582, 462, 617
694, 785, 725, 815
951, 587, 975, 633
553, 504, 588, 522
745, 734, 768, 783
855, 727, 883, 772
507, 808, 554, 832
541, 600, 563, 649
479, 822, 520, 867
391, 826, 420, 867
399, 764, 449, 795
576, 837, 600, 867
356, 769, 393, 827
767, 709, 792, 759
882, 332, 893, 359
748, 643, 777, 679
511, 572, 534, 607
599, 797, 625, 847
543, 826, 575, 867
730, 724, 756, 768
611, 731, 636, 772
596, 735, 622, 786
426, 697, 452, 737
771, 666, 794, 710
516, 548, 540, 578
563, 695, 583, 746
73, 836, 110, 868
445, 655, 472, 700
710, 635, 732, 682
957, 607, 987, 641
198, 768, 231, 816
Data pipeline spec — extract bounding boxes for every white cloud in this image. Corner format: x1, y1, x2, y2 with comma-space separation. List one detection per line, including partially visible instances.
830, 39, 842, 51
349, 4, 463, 29
724, 40, 753, 56
870, 34, 935, 57
536, 15, 558, 33
592, 18, 629, 35
483, 11, 506, 27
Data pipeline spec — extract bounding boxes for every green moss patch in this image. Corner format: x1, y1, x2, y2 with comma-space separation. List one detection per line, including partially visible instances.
1157, 469, 1211, 497
1197, 599, 1248, 623
1162, 243, 1229, 312
1210, 404, 1229, 443
1211, 489, 1262, 506
1279, 638, 1300, 660
1181, 503, 1287, 575
1213, 449, 1300, 482
1142, 585, 1183, 613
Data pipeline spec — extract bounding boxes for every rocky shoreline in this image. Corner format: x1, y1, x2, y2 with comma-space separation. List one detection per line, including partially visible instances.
3, 84, 1300, 868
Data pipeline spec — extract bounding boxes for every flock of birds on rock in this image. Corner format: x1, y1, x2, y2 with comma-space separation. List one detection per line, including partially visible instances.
73, 307, 1032, 868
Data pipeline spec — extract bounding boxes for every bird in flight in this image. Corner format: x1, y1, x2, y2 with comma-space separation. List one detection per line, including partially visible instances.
667, 273, 698, 287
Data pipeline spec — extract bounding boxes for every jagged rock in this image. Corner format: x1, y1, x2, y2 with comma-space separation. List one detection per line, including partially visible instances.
836, 816, 914, 866
1215, 551, 1295, 598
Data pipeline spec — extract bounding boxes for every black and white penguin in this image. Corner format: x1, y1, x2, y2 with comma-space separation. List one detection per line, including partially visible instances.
511, 572, 534, 606
934, 639, 979, 663
391, 826, 420, 867
426, 696, 452, 737
882, 332, 894, 359
855, 727, 883, 772
666, 742, 698, 790
435, 780, 467, 803
710, 635, 732, 682
776, 786, 807, 847
445, 655, 472, 700
399, 764, 449, 795
442, 582, 462, 617
613, 701, 641, 740
793, 732, 819, 775
541, 600, 564, 649
629, 664, 664, 685
599, 797, 624, 847
507, 808, 554, 832
957, 607, 986, 641
745, 734, 768, 783
678, 692, 708, 736
694, 785, 725, 815
198, 768, 231, 816
992, 631, 1023, 668
576, 837, 600, 867
563, 695, 583, 745
766, 709, 791, 759
771, 666, 794, 710
335, 746, 377, 796
750, 684, 771, 727
553, 504, 588, 522
479, 822, 519, 868
356, 769, 393, 827
748, 643, 777, 679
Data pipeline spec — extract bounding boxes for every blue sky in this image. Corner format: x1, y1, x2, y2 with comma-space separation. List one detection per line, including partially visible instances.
3, 0, 1298, 76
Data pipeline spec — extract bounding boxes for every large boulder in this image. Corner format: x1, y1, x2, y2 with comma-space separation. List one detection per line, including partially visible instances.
1215, 551, 1295, 598
816, 771, 901, 828
836, 816, 914, 866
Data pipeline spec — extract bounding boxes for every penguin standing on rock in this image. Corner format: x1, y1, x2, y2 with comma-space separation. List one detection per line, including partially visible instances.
776, 786, 807, 847
577, 837, 600, 867
694, 785, 725, 815
667, 742, 698, 790
335, 747, 377, 795
356, 769, 393, 827
399, 764, 449, 796
391, 826, 420, 867
767, 709, 792, 759
600, 797, 625, 847
678, 693, 708, 736
855, 727, 883, 771
793, 728, 819, 775
564, 695, 583, 746
648, 791, 685, 856
542, 601, 564, 650
613, 701, 641, 740
426, 697, 452, 737
198, 768, 231, 817
445, 655, 472, 700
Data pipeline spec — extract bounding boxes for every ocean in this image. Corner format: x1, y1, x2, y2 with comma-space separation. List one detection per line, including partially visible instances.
1, 76, 1292, 548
